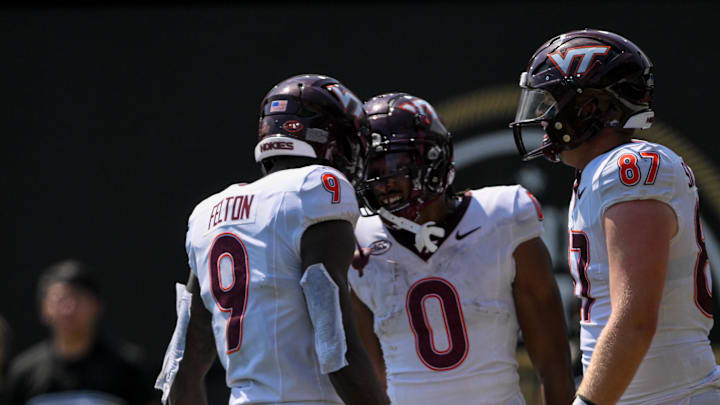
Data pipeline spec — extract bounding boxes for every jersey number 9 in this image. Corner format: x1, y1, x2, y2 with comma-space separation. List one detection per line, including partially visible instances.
209, 233, 251, 353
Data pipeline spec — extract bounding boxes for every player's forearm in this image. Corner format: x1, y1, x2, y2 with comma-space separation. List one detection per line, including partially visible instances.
577, 312, 656, 404
331, 298, 389, 404
372, 360, 387, 393
538, 362, 575, 405
512, 238, 574, 405
522, 324, 574, 405
526, 333, 574, 405
169, 389, 208, 405
168, 369, 209, 405
350, 293, 387, 392
329, 346, 389, 405
361, 337, 387, 393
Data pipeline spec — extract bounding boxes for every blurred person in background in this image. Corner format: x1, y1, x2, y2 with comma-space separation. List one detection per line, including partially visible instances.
350, 93, 574, 404
2, 259, 157, 405
155, 74, 388, 405
511, 29, 720, 405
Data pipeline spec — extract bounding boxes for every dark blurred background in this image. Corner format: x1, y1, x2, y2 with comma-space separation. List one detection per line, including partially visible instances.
5, 2, 720, 403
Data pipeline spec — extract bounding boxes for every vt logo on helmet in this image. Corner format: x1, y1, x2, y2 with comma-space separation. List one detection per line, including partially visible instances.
547, 45, 610, 76
509, 29, 655, 162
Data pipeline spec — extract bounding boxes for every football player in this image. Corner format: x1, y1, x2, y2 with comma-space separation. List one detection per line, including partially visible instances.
350, 93, 575, 404
156, 74, 389, 405
510, 29, 720, 405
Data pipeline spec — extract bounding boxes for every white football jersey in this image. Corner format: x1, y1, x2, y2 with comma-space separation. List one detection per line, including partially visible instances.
350, 185, 543, 405
185, 165, 358, 405
569, 140, 718, 404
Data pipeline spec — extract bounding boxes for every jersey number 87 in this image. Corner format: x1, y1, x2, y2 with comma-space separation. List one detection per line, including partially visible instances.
568, 202, 713, 322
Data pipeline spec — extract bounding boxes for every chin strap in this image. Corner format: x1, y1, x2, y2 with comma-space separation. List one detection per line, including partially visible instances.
378, 208, 445, 253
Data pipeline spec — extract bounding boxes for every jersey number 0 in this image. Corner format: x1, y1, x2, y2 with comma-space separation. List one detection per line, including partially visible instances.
406, 277, 469, 371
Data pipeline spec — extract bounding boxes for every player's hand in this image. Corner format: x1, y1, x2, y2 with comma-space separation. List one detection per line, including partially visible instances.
351, 248, 371, 276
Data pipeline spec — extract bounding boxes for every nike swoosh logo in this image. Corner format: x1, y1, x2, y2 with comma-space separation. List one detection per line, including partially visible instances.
456, 225, 482, 240
577, 188, 585, 199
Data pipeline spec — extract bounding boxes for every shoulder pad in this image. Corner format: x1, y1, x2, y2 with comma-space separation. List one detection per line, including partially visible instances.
594, 142, 678, 213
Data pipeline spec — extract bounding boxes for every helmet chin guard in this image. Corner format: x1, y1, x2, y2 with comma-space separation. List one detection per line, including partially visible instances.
377, 208, 445, 253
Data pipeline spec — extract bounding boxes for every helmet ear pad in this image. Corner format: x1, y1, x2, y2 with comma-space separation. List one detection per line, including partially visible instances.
545, 89, 640, 151
419, 137, 454, 195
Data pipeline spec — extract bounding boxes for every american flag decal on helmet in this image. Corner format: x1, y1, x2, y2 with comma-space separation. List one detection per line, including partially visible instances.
269, 100, 288, 112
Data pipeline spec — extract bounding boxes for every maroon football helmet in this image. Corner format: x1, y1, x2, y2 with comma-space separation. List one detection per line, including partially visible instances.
255, 74, 370, 184
509, 29, 654, 162
357, 93, 455, 220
